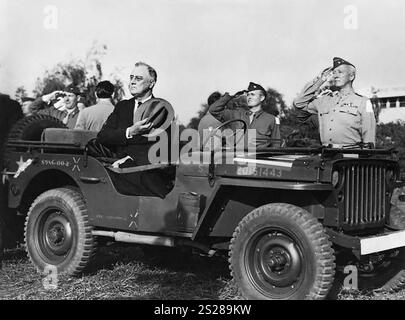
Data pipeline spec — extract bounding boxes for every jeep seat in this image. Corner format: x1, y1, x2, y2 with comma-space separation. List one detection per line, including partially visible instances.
42, 128, 98, 148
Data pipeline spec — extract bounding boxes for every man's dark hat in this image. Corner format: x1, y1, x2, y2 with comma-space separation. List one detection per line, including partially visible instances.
332, 57, 356, 70
65, 85, 81, 95
247, 82, 267, 98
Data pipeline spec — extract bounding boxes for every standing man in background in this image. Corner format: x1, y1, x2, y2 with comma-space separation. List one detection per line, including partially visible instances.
198, 91, 222, 151
20, 97, 35, 117
0, 93, 23, 259
75, 81, 115, 131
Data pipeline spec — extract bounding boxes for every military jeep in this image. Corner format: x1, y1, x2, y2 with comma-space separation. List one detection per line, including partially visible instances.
2, 114, 405, 300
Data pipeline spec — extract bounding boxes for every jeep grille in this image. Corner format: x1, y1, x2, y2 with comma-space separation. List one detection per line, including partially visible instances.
339, 163, 387, 228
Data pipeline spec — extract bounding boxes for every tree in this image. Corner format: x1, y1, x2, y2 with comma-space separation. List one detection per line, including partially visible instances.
33, 42, 125, 106
262, 87, 288, 117
14, 86, 27, 103
188, 103, 208, 130
376, 121, 405, 174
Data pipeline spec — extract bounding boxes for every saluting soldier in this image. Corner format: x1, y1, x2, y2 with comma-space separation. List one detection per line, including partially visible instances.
208, 82, 281, 150
293, 57, 376, 147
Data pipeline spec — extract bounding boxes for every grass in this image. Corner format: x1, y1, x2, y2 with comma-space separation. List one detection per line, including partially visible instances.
1, 244, 405, 300
0, 244, 239, 300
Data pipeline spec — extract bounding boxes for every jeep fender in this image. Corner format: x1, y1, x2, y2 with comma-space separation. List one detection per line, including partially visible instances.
192, 177, 334, 240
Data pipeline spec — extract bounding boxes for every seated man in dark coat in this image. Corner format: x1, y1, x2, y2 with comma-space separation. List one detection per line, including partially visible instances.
97, 62, 175, 197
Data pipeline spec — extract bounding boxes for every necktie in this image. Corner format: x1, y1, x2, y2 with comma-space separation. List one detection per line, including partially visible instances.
249, 111, 255, 124
133, 100, 141, 124
63, 111, 70, 125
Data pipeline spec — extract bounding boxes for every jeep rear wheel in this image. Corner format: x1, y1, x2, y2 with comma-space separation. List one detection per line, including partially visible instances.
229, 203, 335, 300
25, 187, 94, 276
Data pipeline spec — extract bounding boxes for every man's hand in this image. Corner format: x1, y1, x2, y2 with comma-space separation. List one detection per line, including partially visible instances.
128, 118, 152, 137
112, 156, 133, 168
320, 67, 334, 82
42, 90, 65, 103
318, 67, 335, 92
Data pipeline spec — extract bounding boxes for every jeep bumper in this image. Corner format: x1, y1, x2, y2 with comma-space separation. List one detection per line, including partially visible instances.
327, 228, 405, 256
360, 229, 405, 255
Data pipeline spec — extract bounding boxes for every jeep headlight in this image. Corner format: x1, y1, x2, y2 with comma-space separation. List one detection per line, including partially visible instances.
386, 169, 396, 187
332, 170, 340, 188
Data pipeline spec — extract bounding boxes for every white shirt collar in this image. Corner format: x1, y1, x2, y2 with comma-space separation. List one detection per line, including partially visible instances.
65, 107, 76, 115
135, 95, 152, 106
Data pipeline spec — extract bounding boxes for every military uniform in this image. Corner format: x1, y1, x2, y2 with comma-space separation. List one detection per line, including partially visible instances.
38, 106, 80, 129
293, 58, 376, 146
209, 91, 281, 149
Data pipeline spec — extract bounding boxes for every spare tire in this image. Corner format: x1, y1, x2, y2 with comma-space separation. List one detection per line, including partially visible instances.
2, 114, 67, 169
7, 114, 67, 142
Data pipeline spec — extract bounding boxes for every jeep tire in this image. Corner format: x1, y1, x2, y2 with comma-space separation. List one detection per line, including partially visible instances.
3, 114, 67, 169
358, 248, 405, 293
25, 187, 95, 276
379, 249, 405, 292
6, 114, 66, 141
229, 203, 335, 300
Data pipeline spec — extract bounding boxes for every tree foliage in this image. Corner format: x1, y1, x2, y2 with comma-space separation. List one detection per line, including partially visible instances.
33, 42, 125, 107
14, 86, 27, 103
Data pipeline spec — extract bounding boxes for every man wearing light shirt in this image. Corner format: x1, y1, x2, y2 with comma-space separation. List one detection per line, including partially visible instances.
75, 81, 115, 132
98, 62, 172, 167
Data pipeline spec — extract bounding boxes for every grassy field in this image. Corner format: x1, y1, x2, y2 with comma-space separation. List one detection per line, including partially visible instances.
1, 244, 405, 300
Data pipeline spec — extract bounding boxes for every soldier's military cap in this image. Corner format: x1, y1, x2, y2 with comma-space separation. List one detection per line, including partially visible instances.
332, 57, 356, 70
65, 85, 81, 96
247, 82, 267, 98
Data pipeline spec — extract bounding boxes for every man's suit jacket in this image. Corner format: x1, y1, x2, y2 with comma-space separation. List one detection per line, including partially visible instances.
97, 97, 172, 165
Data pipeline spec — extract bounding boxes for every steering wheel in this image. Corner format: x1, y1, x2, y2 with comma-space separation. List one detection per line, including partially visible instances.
201, 119, 248, 150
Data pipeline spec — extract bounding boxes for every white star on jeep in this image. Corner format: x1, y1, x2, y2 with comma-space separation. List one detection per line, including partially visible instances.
14, 156, 33, 178
16, 156, 25, 169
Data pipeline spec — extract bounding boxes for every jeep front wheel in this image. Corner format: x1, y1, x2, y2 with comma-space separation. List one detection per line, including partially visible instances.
229, 203, 335, 300
25, 187, 95, 276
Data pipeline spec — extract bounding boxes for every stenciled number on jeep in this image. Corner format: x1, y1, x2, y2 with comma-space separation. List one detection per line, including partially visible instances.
237, 165, 282, 178
41, 159, 71, 167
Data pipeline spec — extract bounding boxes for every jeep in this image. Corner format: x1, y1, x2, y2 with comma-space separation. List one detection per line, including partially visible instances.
1, 114, 405, 300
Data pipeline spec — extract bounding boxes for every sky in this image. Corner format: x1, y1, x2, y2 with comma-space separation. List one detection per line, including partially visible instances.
1, 0, 405, 125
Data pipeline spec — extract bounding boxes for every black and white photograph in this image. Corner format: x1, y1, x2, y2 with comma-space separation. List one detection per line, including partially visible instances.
1, 0, 405, 305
